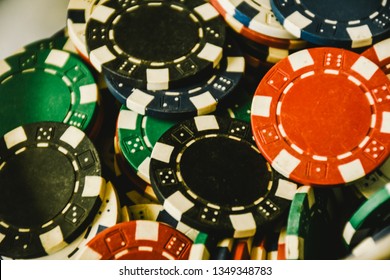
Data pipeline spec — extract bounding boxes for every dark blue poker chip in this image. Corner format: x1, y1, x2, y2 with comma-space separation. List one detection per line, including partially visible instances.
270, 0, 390, 49
104, 37, 245, 119
86, 0, 226, 91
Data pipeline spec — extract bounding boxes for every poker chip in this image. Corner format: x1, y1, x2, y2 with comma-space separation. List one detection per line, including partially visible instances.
217, 0, 297, 39
250, 233, 266, 260
212, 238, 234, 260
188, 232, 219, 260
105, 37, 245, 118
210, 0, 307, 50
67, 0, 108, 60
343, 183, 390, 250
232, 237, 253, 260
0, 48, 99, 138
0, 122, 105, 259
271, 0, 390, 49
77, 220, 193, 260
125, 204, 199, 241
86, 0, 226, 91
345, 225, 390, 260
117, 107, 177, 184
277, 226, 286, 260
114, 134, 158, 202
286, 186, 339, 260
251, 47, 390, 186
150, 115, 297, 238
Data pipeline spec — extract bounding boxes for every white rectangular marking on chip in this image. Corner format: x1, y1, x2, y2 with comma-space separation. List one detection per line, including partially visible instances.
115, 249, 130, 259
351, 238, 375, 257
45, 50, 69, 68
337, 152, 353, 160
273, 149, 301, 177
300, 71, 314, 79
343, 222, 355, 244
313, 155, 327, 161
164, 191, 194, 221
118, 109, 138, 130
251, 95, 272, 117
151, 142, 174, 163
82, 176, 104, 197
365, 92, 375, 105
194, 2, 219, 21
146, 68, 169, 90
285, 12, 312, 38
194, 115, 219, 131
0, 60, 11, 76
275, 179, 297, 201
338, 159, 365, 182
380, 112, 390, 133
324, 69, 339, 75
283, 82, 294, 94
189, 244, 209, 260
347, 75, 361, 86
90, 46, 116, 72
347, 25, 373, 48
351, 56, 378, 80
91, 5, 115, 23
40, 226, 65, 254
135, 220, 159, 241
198, 43, 223, 68
138, 158, 151, 183
60, 126, 84, 149
278, 124, 286, 137
162, 251, 175, 260
288, 49, 314, 72
218, 0, 235, 16
127, 89, 154, 115
190, 92, 217, 115
305, 186, 315, 209
226, 56, 245, 73
229, 213, 256, 238
285, 235, 299, 259
4, 127, 27, 149
373, 39, 390, 61
79, 84, 98, 104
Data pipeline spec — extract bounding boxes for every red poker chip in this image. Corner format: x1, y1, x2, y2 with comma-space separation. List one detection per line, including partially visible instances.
251, 47, 390, 186
77, 221, 193, 260
209, 0, 306, 50
232, 238, 253, 260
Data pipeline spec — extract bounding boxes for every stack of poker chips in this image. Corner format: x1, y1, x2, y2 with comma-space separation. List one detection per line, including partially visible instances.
1, 0, 390, 260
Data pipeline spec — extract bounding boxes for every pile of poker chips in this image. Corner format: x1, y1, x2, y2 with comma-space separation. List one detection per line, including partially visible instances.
0, 0, 390, 260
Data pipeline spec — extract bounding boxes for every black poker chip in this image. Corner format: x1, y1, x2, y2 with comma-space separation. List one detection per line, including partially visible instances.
0, 122, 105, 259
149, 115, 298, 238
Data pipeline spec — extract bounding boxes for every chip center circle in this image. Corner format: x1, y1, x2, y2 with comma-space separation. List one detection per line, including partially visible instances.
0, 147, 75, 228
280, 73, 372, 158
179, 136, 269, 207
114, 4, 200, 62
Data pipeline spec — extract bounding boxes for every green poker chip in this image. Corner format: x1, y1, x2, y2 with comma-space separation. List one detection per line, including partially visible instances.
286, 186, 342, 260
343, 183, 390, 250
0, 48, 99, 137
116, 106, 177, 184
